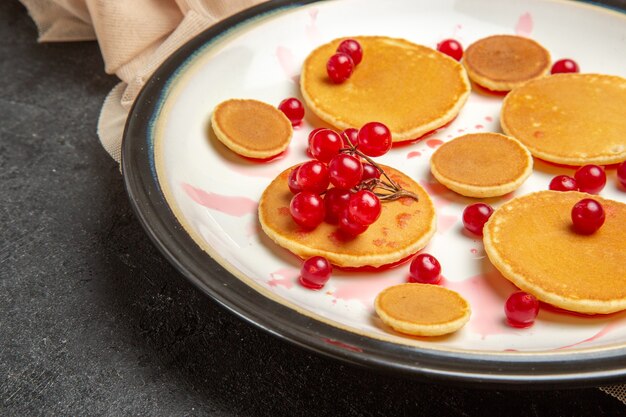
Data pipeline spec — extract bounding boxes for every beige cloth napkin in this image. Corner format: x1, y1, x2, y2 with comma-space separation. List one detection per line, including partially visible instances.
21, 0, 266, 162
19, 0, 626, 404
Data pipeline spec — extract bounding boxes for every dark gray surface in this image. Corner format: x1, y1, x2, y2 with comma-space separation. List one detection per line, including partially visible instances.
1, 0, 625, 415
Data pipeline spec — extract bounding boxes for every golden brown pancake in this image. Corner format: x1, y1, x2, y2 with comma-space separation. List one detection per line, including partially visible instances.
258, 165, 436, 268
430, 133, 533, 198
211, 99, 292, 159
484, 191, 626, 314
463, 35, 551, 91
300, 36, 470, 143
501, 73, 626, 165
375, 283, 471, 336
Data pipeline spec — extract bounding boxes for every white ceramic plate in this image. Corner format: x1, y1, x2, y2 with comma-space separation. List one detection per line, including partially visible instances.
123, 0, 626, 385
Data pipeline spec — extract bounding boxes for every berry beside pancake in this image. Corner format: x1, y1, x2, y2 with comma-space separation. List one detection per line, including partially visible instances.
211, 99, 292, 159
300, 36, 470, 143
258, 165, 436, 268
483, 191, 626, 314
430, 133, 533, 198
463, 35, 551, 92
501, 73, 626, 165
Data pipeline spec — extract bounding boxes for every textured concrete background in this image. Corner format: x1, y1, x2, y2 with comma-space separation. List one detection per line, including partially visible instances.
1, 0, 626, 415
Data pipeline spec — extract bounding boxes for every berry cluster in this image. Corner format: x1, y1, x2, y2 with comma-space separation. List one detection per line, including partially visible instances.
288, 122, 418, 237
549, 164, 606, 194
327, 39, 363, 84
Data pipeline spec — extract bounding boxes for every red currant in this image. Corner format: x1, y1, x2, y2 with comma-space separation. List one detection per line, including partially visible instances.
618, 161, 626, 189
296, 160, 329, 194
574, 164, 606, 194
323, 188, 351, 224
348, 190, 381, 226
361, 163, 381, 182
504, 291, 539, 328
290, 192, 325, 229
300, 256, 332, 290
309, 129, 344, 163
436, 39, 463, 61
409, 254, 441, 284
462, 203, 494, 236
571, 198, 605, 234
308, 128, 325, 146
328, 153, 363, 190
342, 128, 359, 146
551, 59, 579, 74
336, 39, 363, 65
278, 97, 305, 126
357, 122, 392, 157
288, 166, 302, 194
338, 208, 368, 236
549, 175, 578, 192
327, 53, 354, 84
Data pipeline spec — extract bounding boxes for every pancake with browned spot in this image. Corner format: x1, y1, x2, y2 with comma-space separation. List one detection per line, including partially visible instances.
463, 35, 550, 92
484, 191, 626, 314
211, 99, 292, 159
258, 165, 436, 268
375, 283, 471, 336
300, 36, 470, 143
430, 133, 533, 197
501, 73, 626, 165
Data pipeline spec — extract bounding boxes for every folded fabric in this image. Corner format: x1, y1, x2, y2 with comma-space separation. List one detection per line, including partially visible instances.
21, 0, 266, 162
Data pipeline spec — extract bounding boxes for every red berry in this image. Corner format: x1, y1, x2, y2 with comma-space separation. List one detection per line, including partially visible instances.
549, 175, 578, 192
338, 208, 368, 236
462, 203, 494, 236
436, 39, 463, 61
290, 192, 325, 229
618, 161, 626, 189
357, 122, 392, 157
328, 153, 363, 189
288, 166, 302, 194
300, 256, 332, 290
306, 128, 325, 158
361, 163, 381, 182
327, 53, 354, 84
409, 254, 441, 284
551, 59, 579, 74
309, 129, 344, 163
347, 190, 381, 226
336, 39, 363, 65
504, 291, 539, 328
574, 164, 606, 194
296, 160, 329, 194
571, 198, 605, 234
308, 128, 325, 146
342, 128, 359, 146
278, 97, 305, 126
323, 188, 351, 224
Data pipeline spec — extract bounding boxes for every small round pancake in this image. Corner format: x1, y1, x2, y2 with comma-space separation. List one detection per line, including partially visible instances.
211, 99, 292, 159
258, 165, 436, 268
300, 36, 470, 143
430, 133, 533, 198
463, 35, 551, 92
484, 191, 626, 314
375, 284, 471, 336
501, 73, 626, 165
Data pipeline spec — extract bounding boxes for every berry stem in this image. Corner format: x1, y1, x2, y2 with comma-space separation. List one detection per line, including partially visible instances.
340, 132, 419, 202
